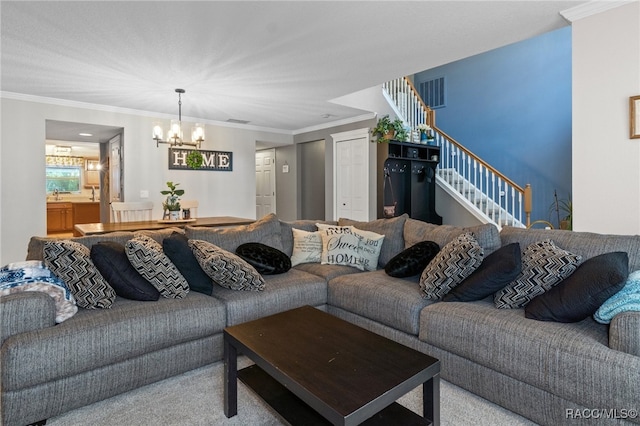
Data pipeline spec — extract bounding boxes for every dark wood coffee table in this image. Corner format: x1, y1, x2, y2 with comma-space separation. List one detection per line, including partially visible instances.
224, 306, 440, 425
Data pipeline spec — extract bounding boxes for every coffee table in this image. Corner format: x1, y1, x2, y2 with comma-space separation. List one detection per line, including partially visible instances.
224, 306, 440, 425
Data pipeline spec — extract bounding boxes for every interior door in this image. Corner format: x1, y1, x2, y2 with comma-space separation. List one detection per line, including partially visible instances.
335, 136, 368, 221
255, 149, 276, 218
109, 134, 123, 221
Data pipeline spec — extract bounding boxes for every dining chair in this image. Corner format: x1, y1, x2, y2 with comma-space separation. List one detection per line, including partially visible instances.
180, 200, 199, 219
111, 201, 154, 223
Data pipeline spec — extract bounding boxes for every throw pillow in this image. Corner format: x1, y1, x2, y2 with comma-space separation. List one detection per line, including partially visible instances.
316, 224, 364, 271
236, 242, 291, 275
189, 239, 265, 291
290, 228, 323, 266
162, 232, 214, 295
385, 241, 440, 278
595, 269, 640, 324
494, 240, 582, 309
420, 233, 484, 300
90, 241, 160, 301
125, 234, 189, 299
338, 214, 408, 267
351, 228, 385, 272
525, 252, 629, 323
443, 243, 522, 302
43, 240, 116, 309
0, 260, 78, 322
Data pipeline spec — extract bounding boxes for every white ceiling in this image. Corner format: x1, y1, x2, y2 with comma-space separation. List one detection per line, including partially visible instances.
1, 1, 587, 137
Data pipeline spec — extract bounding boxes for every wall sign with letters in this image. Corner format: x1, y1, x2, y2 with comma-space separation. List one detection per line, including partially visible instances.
168, 148, 233, 171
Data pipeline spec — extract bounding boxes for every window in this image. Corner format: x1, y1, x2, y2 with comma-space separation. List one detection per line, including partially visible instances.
419, 76, 446, 109
46, 166, 81, 193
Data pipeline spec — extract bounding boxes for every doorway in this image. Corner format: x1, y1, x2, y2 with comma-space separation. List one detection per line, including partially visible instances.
299, 140, 325, 220
255, 149, 276, 218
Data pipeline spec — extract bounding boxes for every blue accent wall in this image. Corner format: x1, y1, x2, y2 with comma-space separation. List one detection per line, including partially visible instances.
415, 27, 572, 228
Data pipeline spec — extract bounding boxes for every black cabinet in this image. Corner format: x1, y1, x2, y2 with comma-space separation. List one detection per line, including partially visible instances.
383, 141, 442, 224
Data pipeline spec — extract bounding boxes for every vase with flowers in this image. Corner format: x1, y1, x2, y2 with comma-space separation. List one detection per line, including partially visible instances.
417, 123, 434, 145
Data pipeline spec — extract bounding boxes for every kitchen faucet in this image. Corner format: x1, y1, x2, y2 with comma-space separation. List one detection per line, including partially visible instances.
91, 186, 96, 202
53, 189, 60, 201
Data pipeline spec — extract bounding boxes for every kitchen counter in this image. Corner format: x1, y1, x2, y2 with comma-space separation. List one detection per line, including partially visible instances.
47, 201, 101, 234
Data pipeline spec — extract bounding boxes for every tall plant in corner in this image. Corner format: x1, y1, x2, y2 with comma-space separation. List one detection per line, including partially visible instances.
161, 181, 184, 217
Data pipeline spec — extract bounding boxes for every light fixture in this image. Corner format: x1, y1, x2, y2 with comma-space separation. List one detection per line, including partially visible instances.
153, 88, 205, 149
54, 146, 72, 155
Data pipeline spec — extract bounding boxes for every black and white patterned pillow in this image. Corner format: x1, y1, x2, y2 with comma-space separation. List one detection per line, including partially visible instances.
494, 239, 582, 309
43, 240, 116, 309
125, 234, 189, 299
419, 233, 484, 300
189, 239, 265, 291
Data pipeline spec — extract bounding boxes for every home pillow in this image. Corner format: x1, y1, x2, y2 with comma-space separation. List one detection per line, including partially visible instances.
494, 240, 582, 309
290, 228, 323, 266
351, 228, 385, 272
189, 239, 265, 291
162, 232, 214, 295
0, 260, 78, 322
443, 243, 522, 302
43, 240, 116, 309
595, 270, 640, 324
90, 241, 160, 301
338, 214, 408, 267
236, 242, 291, 275
125, 234, 189, 299
420, 233, 484, 300
525, 252, 628, 323
385, 241, 440, 278
316, 224, 364, 271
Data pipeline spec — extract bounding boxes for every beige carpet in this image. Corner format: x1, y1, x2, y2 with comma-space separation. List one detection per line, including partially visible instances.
47, 357, 537, 425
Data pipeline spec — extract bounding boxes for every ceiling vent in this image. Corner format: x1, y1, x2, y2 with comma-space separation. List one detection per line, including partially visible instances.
419, 77, 446, 109
226, 118, 251, 124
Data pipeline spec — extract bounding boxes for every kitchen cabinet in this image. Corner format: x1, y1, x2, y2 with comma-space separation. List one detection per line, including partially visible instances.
47, 202, 73, 233
73, 202, 100, 225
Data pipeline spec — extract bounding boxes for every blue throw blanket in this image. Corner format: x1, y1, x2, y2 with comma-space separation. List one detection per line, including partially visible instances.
594, 270, 640, 324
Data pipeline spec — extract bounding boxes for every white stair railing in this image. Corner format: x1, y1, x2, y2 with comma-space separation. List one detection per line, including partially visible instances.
382, 76, 529, 228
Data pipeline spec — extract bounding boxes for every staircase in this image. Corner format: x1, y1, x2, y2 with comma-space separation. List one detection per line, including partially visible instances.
382, 77, 530, 229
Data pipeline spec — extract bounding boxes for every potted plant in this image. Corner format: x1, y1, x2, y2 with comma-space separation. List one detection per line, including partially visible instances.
550, 191, 572, 230
371, 115, 395, 143
417, 123, 434, 144
392, 118, 409, 142
161, 181, 184, 220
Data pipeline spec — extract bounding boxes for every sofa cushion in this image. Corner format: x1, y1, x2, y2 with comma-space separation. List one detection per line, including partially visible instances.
125, 234, 189, 299
90, 241, 161, 301
293, 262, 362, 281
404, 219, 501, 255
43, 240, 116, 309
186, 213, 283, 252
317, 224, 364, 271
595, 270, 640, 324
328, 269, 434, 336
351, 228, 385, 272
338, 214, 408, 267
525, 252, 628, 323
162, 232, 213, 295
236, 242, 291, 275
420, 233, 484, 300
443, 243, 522, 302
279, 219, 337, 257
290, 228, 323, 266
189, 239, 265, 291
494, 240, 582, 309
385, 241, 440, 278
210, 268, 327, 326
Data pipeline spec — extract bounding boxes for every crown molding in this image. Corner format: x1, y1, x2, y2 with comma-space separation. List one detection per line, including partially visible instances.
560, 0, 637, 23
292, 112, 376, 136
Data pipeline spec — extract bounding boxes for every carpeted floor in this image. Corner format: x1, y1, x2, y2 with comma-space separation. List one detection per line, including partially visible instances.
47, 357, 537, 425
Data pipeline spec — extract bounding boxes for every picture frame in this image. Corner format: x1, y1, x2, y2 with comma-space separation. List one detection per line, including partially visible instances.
631, 95, 640, 139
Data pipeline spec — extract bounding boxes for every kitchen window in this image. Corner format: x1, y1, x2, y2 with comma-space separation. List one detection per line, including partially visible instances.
46, 166, 81, 193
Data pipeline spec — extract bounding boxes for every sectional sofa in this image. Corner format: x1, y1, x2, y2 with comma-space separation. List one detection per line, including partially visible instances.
1, 213, 638, 426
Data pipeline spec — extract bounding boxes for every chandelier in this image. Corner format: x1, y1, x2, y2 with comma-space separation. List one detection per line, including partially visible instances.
153, 88, 205, 149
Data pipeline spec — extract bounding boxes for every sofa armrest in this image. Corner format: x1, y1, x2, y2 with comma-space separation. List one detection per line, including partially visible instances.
609, 311, 640, 357
0, 292, 56, 346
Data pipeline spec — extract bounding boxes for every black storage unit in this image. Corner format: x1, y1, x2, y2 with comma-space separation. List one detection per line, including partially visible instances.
383, 141, 442, 224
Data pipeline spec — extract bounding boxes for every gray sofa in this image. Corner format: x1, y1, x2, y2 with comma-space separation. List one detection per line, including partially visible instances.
2, 214, 639, 425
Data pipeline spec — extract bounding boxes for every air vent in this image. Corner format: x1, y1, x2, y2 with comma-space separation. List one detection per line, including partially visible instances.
226, 118, 250, 124
419, 77, 446, 109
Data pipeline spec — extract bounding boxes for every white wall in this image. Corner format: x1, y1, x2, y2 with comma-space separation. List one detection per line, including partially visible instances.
572, 2, 640, 234
0, 97, 292, 264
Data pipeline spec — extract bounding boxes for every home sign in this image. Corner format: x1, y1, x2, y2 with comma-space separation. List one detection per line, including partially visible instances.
168, 148, 233, 171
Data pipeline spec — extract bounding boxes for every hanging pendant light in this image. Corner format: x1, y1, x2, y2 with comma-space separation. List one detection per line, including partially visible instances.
153, 88, 205, 149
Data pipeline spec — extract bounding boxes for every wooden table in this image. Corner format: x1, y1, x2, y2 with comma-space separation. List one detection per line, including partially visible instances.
73, 216, 254, 236
224, 306, 440, 425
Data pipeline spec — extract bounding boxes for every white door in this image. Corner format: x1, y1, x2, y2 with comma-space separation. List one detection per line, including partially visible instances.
334, 130, 370, 221
109, 135, 122, 221
256, 149, 276, 218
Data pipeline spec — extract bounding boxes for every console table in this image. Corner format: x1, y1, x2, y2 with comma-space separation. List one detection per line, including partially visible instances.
73, 216, 254, 236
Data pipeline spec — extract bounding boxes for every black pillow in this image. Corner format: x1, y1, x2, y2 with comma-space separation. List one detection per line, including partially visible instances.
525, 252, 629, 323
162, 232, 213, 295
90, 241, 160, 301
236, 242, 291, 275
443, 243, 521, 302
384, 241, 440, 278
